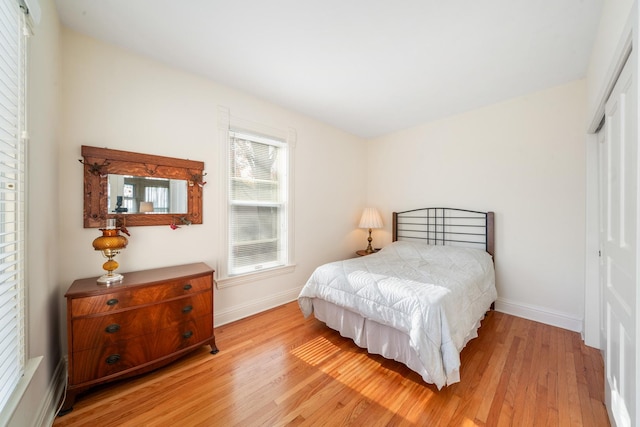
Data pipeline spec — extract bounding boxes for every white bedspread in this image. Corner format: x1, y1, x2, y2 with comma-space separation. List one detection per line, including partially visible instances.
298, 241, 497, 389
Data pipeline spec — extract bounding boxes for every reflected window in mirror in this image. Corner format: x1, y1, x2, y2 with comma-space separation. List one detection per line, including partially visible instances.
107, 175, 188, 214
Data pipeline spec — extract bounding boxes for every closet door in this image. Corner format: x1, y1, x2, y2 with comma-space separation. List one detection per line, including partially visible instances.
599, 52, 637, 427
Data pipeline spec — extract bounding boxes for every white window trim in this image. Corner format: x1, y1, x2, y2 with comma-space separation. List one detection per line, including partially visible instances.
0, 357, 42, 426
216, 264, 296, 288
217, 106, 296, 288
0, 0, 32, 422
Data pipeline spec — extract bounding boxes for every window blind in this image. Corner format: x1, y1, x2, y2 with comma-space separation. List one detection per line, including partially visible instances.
228, 131, 288, 276
0, 0, 27, 414
144, 186, 169, 213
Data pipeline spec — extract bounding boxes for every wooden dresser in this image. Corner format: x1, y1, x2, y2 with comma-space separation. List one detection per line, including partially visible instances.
61, 262, 218, 414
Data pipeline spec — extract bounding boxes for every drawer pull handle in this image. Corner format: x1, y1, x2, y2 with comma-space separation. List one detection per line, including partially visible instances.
183, 283, 192, 291
105, 354, 121, 365
182, 330, 193, 339
105, 324, 121, 333
182, 305, 193, 314
106, 298, 119, 306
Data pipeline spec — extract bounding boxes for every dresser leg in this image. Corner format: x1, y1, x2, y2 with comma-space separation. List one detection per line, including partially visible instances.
57, 388, 80, 416
210, 337, 219, 354
57, 406, 74, 417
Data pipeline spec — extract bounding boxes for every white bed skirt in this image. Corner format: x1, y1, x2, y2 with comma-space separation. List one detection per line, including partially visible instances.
310, 298, 484, 387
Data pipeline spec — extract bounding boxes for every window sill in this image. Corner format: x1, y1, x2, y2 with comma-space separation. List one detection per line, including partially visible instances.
216, 264, 296, 289
0, 356, 43, 426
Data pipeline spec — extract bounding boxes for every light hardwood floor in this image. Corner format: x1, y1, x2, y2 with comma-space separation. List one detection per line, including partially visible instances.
53, 301, 609, 426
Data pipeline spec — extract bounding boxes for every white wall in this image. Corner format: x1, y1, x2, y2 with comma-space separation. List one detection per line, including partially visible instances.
367, 80, 587, 331
8, 0, 63, 425
58, 29, 367, 333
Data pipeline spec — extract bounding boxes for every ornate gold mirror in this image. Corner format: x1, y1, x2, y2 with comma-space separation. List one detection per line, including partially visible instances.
81, 145, 205, 228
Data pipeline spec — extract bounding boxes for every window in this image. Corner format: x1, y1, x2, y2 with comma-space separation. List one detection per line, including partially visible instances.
108, 176, 174, 213
0, 0, 27, 415
143, 182, 169, 213
122, 183, 134, 211
227, 131, 289, 276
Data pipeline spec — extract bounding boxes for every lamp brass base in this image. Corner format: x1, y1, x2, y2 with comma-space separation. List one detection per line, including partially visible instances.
365, 228, 375, 253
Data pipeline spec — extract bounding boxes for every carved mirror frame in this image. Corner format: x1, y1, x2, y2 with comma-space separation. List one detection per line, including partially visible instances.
81, 145, 205, 228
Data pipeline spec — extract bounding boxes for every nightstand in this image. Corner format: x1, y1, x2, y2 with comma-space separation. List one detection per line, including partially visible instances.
356, 249, 380, 256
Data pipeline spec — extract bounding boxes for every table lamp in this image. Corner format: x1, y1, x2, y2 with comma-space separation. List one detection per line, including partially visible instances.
359, 207, 383, 254
92, 218, 128, 284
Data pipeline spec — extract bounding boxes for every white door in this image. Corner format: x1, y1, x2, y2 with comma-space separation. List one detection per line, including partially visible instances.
599, 53, 637, 427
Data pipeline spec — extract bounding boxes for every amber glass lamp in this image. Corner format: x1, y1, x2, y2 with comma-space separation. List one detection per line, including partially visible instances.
92, 219, 128, 284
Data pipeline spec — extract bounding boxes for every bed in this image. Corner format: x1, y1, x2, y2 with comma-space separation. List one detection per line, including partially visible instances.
298, 207, 496, 389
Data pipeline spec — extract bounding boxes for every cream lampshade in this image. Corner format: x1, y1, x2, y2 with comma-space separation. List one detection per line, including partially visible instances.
359, 207, 383, 254
139, 201, 154, 213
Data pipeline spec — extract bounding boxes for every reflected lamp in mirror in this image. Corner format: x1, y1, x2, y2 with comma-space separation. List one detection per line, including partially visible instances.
359, 207, 383, 254
92, 219, 128, 285
139, 201, 154, 213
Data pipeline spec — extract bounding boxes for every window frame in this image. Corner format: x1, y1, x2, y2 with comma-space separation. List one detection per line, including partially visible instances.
228, 130, 288, 275
216, 107, 296, 288
0, 0, 30, 420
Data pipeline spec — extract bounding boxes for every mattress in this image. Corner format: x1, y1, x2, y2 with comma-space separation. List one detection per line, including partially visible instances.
298, 241, 497, 388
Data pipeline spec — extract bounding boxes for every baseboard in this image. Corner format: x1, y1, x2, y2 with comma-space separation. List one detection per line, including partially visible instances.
214, 288, 301, 326
494, 297, 583, 333
38, 356, 67, 425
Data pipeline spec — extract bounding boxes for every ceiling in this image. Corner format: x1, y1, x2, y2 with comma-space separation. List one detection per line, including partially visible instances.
54, 1, 603, 138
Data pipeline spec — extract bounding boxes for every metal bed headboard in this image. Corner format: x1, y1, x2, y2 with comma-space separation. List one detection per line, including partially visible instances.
392, 207, 495, 256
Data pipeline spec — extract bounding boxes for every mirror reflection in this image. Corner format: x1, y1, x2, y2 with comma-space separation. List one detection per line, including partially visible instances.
107, 174, 188, 214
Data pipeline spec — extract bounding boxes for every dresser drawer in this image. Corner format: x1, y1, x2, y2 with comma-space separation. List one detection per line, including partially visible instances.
70, 314, 213, 385
71, 291, 212, 352
70, 275, 212, 317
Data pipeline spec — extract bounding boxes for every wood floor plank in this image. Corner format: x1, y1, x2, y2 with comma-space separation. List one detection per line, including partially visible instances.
475, 334, 511, 421
54, 302, 610, 427
485, 336, 521, 425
